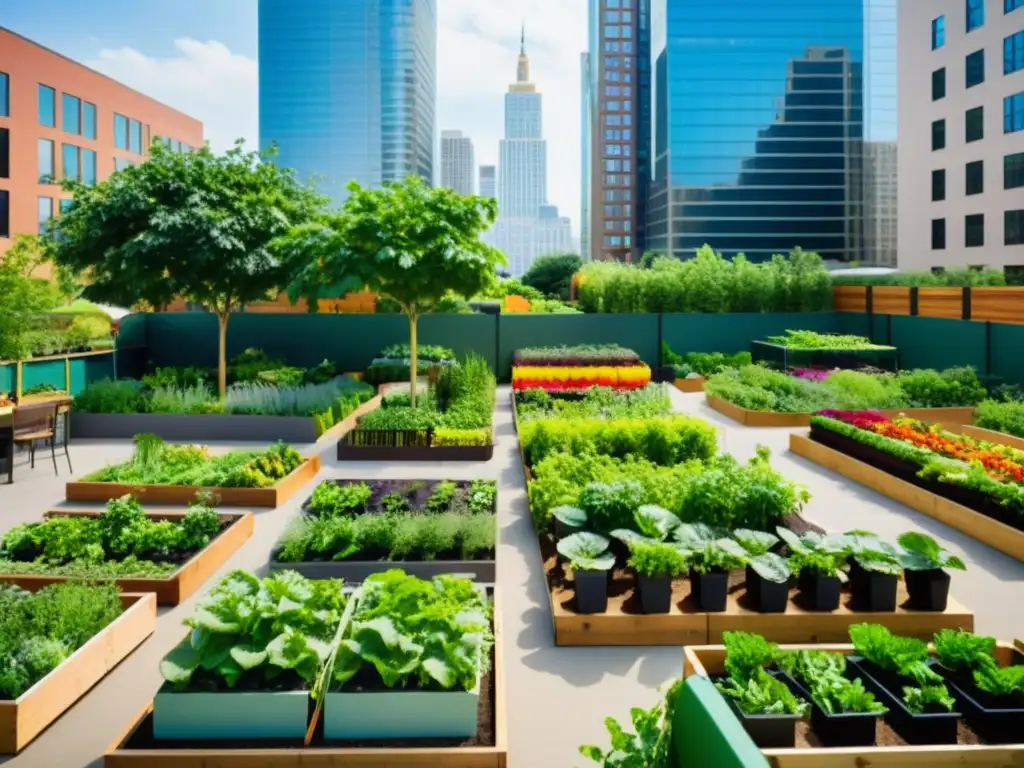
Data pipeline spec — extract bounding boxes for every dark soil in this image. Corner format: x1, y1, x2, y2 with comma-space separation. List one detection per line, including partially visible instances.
810, 424, 1024, 534
303, 479, 493, 519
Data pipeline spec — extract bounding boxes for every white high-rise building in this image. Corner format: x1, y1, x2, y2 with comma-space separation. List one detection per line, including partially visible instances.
495, 27, 553, 276
440, 130, 474, 194
479, 165, 496, 199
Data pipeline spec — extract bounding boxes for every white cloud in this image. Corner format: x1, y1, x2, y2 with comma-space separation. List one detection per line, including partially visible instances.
86, 39, 257, 153
85, 0, 587, 236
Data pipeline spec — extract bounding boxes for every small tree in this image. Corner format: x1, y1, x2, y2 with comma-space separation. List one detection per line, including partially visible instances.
282, 176, 504, 406
0, 237, 65, 361
522, 252, 581, 299
52, 141, 325, 397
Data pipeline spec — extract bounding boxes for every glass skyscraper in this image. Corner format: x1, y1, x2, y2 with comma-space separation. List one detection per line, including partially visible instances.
258, 0, 436, 206
647, 0, 896, 263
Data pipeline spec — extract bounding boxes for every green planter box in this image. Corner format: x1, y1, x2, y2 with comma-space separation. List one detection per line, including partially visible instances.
323, 682, 479, 739
152, 690, 308, 740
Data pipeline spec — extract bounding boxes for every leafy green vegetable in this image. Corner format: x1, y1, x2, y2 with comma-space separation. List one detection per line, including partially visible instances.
557, 532, 615, 573
902, 685, 956, 714
775, 650, 886, 715
897, 532, 966, 571
628, 541, 687, 579
973, 664, 1024, 698
849, 623, 956, 712
579, 680, 682, 768
715, 672, 809, 716
309, 482, 373, 517
933, 629, 996, 675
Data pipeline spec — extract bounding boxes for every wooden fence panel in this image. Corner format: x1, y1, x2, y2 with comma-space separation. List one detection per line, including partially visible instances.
917, 287, 964, 319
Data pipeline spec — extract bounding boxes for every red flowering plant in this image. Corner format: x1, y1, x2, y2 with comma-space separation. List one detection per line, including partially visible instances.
815, 410, 891, 430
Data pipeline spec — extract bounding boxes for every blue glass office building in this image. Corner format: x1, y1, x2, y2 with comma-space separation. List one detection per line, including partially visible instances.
259, 0, 436, 205
647, 0, 896, 263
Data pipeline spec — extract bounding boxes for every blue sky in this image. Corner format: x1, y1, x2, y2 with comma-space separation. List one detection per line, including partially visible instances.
0, 0, 587, 236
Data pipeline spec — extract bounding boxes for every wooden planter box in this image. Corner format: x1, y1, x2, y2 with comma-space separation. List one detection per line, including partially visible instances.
790, 432, 1024, 562
673, 377, 705, 393
66, 455, 321, 507
70, 394, 381, 445
683, 641, 1024, 766
707, 395, 975, 429
0, 510, 254, 605
0, 591, 156, 754
547, 575, 972, 647
103, 593, 508, 768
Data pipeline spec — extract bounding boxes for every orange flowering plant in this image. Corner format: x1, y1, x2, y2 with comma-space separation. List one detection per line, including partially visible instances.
511, 364, 652, 391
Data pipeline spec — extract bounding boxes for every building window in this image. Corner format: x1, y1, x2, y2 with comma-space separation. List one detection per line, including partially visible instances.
1007, 31, 1024, 74
966, 50, 985, 87
114, 156, 135, 173
932, 15, 946, 49
1009, 0, 1024, 13
1006, 151, 1024, 189
0, 128, 8, 179
966, 160, 984, 194
607, 101, 620, 111
966, 106, 984, 142
62, 143, 80, 181
38, 84, 55, 127
1007, 210, 1024, 245
605, 143, 622, 155
932, 168, 946, 201
605, 25, 620, 38
604, 158, 622, 172
932, 218, 947, 249
932, 118, 946, 150
965, 214, 985, 247
605, 85, 621, 96
59, 199, 74, 214
38, 138, 54, 182
0, 72, 8, 117
604, 10, 620, 22
83, 102, 97, 140
0, 190, 8, 238
932, 68, 946, 100
1006, 92, 1024, 133
130, 119, 143, 154
114, 113, 128, 150
37, 196, 53, 234
967, 0, 985, 30
82, 148, 97, 186
62, 93, 81, 134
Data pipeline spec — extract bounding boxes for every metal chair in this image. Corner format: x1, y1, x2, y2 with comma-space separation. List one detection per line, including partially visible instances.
9, 402, 72, 482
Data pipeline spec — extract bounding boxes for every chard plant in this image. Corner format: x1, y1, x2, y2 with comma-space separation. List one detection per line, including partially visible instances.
557, 532, 615, 573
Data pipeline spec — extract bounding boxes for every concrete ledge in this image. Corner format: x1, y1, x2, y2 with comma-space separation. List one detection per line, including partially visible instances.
71, 412, 320, 443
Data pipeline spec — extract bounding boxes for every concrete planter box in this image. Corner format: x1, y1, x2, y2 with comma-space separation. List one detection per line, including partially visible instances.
152, 690, 308, 740
71, 412, 321, 443
269, 558, 496, 583
324, 681, 480, 740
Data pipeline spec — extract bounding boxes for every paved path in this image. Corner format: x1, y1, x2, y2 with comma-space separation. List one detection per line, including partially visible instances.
0, 385, 1021, 767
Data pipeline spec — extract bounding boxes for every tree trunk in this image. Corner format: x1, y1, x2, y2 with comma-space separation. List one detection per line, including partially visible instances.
408, 311, 418, 408
217, 311, 230, 400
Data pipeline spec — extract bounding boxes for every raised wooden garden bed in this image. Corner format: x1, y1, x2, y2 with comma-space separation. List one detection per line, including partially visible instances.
673, 377, 705, 393
102, 593, 508, 768
0, 510, 254, 604
336, 430, 494, 462
790, 432, 1024, 562
683, 641, 1024, 765
65, 455, 321, 507
0, 591, 156, 754
707, 395, 976, 429
70, 393, 381, 444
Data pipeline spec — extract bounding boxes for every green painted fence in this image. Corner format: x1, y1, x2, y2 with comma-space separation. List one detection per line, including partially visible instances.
0, 351, 117, 397
114, 310, 1024, 384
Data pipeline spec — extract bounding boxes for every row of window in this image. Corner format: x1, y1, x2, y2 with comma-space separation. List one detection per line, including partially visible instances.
604, 128, 634, 141
933, 1, 1024, 51
604, 113, 634, 127
604, 70, 633, 83
35, 137, 134, 184
604, 25, 634, 39
933, 153, 1024, 200
604, 143, 632, 156
604, 9, 633, 24
932, 92, 1024, 150
930, 32, 1024, 103
931, 211, 1024, 249
0, 190, 74, 239
603, 40, 635, 54
603, 188, 633, 202
603, 234, 633, 247
114, 113, 144, 154
37, 84, 99, 140
603, 158, 634, 172
604, 172, 634, 186
606, 100, 633, 112
604, 85, 633, 97
0, 71, 8, 117
603, 204, 634, 217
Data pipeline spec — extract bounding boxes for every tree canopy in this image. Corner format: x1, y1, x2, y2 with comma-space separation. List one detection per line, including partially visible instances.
52, 140, 326, 395
521, 252, 582, 300
0, 236, 66, 361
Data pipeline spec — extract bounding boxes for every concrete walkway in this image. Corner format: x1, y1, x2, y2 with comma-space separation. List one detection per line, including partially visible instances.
0, 385, 1021, 767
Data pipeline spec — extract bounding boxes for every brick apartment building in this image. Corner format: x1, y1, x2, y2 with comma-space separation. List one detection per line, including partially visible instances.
0, 26, 203, 265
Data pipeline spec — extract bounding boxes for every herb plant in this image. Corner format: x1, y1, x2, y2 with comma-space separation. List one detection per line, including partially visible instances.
849, 623, 957, 712
628, 542, 687, 579
308, 482, 373, 517
902, 685, 956, 714
579, 680, 682, 768
897, 532, 967, 572
933, 629, 996, 675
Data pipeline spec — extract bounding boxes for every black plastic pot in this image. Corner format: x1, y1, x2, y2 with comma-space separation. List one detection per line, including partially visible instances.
847, 656, 960, 744
940, 670, 1024, 744
904, 568, 951, 611
691, 568, 727, 612
783, 667, 879, 747
747, 568, 789, 613
719, 674, 802, 748
800, 572, 841, 611
573, 570, 609, 614
849, 561, 898, 612
554, 518, 584, 541
637, 574, 672, 614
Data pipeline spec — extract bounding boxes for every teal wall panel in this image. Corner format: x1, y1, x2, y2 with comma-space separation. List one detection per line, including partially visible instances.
21, 360, 67, 392
662, 312, 840, 358
834, 312, 871, 337
117, 313, 148, 348
0, 364, 13, 394
890, 316, 986, 372
497, 314, 659, 379
82, 353, 116, 390
990, 323, 1024, 384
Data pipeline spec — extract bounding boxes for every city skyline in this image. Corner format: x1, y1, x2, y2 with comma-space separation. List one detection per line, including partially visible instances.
0, 0, 587, 237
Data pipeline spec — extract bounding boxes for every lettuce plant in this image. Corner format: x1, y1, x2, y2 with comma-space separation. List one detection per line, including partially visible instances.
557, 532, 615, 572
775, 650, 886, 715
897, 532, 966, 572
849, 623, 956, 712
579, 680, 682, 768
159, 570, 345, 690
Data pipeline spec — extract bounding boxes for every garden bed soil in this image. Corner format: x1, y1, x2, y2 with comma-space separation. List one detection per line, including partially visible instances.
70, 393, 381, 444
103, 606, 506, 768
64, 456, 321, 507
541, 533, 972, 647
0, 510, 254, 605
273, 478, 497, 582
673, 377, 706, 393
684, 643, 1022, 766
706, 395, 976, 429
791, 431, 1024, 562
0, 591, 156, 754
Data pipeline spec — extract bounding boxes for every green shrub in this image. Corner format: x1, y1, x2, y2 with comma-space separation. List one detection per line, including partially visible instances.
308, 481, 373, 517
516, 385, 672, 422
226, 348, 285, 384
974, 399, 1024, 438
257, 367, 305, 387
433, 428, 491, 446
141, 366, 209, 390
831, 268, 1006, 287
147, 384, 222, 414
379, 343, 454, 362
73, 379, 147, 414
897, 367, 987, 408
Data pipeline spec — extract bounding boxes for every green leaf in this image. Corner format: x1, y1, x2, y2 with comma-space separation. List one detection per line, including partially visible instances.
192, 606, 240, 634
674, 522, 730, 547
732, 529, 779, 556
229, 642, 269, 671
748, 552, 791, 584
159, 641, 201, 685
634, 505, 681, 540
551, 505, 587, 529
198, 632, 236, 670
